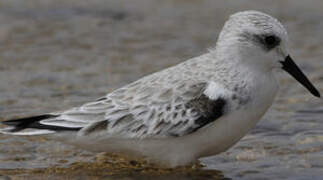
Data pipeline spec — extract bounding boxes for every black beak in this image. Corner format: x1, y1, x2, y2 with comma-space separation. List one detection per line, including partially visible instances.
280, 55, 320, 98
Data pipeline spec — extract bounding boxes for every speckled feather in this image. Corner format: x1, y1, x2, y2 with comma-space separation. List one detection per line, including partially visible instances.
1, 52, 246, 137
49, 54, 240, 138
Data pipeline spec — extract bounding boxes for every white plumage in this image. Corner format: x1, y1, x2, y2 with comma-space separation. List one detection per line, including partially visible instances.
1, 10, 320, 167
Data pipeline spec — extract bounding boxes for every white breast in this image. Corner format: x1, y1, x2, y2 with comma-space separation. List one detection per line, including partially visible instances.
189, 71, 279, 157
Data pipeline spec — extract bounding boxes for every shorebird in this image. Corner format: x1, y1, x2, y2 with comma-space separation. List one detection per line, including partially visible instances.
0, 10, 320, 167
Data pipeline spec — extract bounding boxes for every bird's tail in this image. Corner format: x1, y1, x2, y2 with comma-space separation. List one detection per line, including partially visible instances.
0, 114, 82, 135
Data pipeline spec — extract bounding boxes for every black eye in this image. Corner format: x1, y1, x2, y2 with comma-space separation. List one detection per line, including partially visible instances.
264, 35, 279, 48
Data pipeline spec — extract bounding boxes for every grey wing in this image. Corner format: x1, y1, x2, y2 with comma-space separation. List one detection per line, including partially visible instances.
80, 80, 227, 138
1, 58, 228, 136
1, 78, 227, 137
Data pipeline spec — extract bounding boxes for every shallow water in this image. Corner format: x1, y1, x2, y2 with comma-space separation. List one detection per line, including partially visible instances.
0, 0, 323, 179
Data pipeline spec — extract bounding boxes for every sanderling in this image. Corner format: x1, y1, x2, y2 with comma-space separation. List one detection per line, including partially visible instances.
0, 10, 320, 167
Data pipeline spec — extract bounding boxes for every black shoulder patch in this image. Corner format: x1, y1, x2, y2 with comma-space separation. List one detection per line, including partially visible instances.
185, 94, 226, 133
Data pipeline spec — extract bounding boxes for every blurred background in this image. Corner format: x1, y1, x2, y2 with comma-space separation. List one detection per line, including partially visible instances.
0, 0, 323, 179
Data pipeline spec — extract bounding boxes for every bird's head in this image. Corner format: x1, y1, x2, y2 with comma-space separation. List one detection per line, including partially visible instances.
215, 10, 320, 98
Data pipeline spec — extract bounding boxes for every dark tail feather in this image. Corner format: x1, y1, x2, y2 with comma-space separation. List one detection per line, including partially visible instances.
2, 114, 81, 132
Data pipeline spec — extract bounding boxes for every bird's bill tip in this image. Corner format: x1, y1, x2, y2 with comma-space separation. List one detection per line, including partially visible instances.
281, 55, 321, 98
